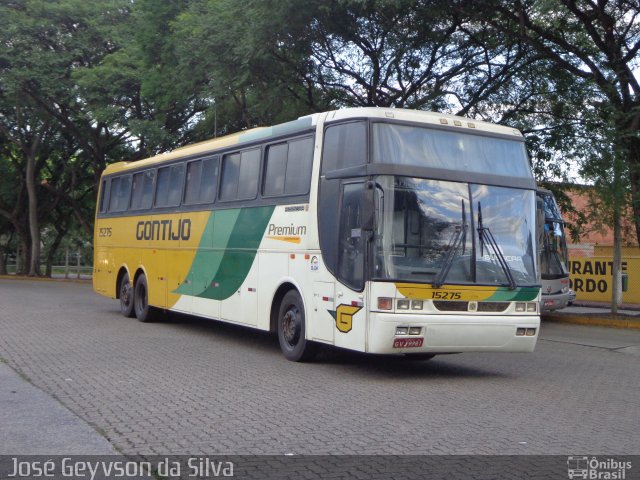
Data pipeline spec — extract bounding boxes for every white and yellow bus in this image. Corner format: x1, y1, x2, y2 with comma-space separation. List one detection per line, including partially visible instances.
94, 107, 541, 361
537, 188, 574, 312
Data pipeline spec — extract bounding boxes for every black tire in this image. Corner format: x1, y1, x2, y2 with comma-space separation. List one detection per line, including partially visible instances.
133, 273, 156, 322
119, 272, 135, 318
277, 289, 317, 362
403, 353, 436, 361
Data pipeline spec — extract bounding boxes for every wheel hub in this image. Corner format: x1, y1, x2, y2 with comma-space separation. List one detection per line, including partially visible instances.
121, 283, 131, 305
282, 307, 300, 345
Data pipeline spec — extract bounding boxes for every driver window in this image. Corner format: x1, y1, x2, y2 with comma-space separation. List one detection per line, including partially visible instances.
339, 183, 365, 290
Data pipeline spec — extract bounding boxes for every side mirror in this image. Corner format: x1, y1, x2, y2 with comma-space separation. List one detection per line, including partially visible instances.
535, 197, 545, 253
361, 181, 375, 232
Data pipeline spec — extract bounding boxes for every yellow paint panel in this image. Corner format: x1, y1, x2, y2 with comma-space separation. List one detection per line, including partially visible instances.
94, 211, 211, 309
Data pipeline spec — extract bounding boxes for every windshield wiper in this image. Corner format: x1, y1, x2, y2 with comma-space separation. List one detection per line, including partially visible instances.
433, 200, 467, 288
477, 202, 517, 290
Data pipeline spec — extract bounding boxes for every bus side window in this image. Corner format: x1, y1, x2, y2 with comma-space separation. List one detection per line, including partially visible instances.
338, 183, 365, 290
220, 148, 260, 201
200, 157, 218, 203
237, 148, 260, 199
108, 175, 132, 212
185, 157, 218, 204
285, 137, 313, 194
263, 143, 287, 196
322, 122, 367, 174
184, 160, 203, 204
263, 136, 313, 197
130, 170, 155, 210
99, 179, 111, 213
156, 164, 185, 207
220, 152, 241, 200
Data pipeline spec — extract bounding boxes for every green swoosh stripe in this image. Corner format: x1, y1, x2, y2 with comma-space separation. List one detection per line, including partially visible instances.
174, 206, 275, 300
486, 287, 539, 302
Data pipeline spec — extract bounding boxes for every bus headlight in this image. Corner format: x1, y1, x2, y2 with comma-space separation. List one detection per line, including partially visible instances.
411, 300, 423, 310
515, 302, 526, 312
526, 302, 537, 312
397, 299, 410, 310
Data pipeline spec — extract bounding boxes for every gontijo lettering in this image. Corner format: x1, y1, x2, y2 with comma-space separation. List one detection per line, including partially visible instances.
136, 218, 191, 241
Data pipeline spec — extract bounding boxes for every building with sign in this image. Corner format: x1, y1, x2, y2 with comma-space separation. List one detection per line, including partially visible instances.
557, 184, 639, 304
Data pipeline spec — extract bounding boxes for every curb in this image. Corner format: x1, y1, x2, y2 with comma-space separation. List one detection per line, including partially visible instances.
542, 313, 640, 330
0, 274, 91, 284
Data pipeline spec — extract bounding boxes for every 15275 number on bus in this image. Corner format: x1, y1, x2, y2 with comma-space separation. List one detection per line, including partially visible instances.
431, 291, 461, 300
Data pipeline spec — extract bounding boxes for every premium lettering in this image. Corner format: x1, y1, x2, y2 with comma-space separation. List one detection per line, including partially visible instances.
267, 223, 306, 236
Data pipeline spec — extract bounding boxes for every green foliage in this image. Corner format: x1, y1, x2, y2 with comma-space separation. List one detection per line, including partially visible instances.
2, 0, 640, 271
476, 0, 640, 244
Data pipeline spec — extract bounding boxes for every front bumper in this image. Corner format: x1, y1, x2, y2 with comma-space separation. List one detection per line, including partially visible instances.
540, 291, 574, 313
368, 312, 539, 354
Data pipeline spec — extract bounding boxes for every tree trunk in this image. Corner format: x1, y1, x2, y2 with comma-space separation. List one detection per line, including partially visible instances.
25, 153, 41, 276
611, 208, 622, 314
0, 247, 6, 275
45, 226, 66, 278
18, 236, 30, 275
611, 143, 627, 314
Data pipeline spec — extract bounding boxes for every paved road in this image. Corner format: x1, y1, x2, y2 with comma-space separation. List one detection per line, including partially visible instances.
0, 279, 638, 456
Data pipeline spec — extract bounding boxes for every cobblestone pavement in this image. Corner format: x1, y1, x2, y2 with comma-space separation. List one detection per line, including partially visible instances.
0, 362, 118, 455
0, 279, 638, 456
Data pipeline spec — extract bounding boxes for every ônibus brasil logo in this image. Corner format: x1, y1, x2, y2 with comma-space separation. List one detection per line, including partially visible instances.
567, 456, 632, 480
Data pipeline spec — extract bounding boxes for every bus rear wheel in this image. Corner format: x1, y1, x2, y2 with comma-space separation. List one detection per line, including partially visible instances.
277, 289, 317, 362
133, 273, 157, 322
119, 272, 135, 318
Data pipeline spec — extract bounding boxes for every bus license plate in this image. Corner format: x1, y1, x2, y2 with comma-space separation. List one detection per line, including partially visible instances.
393, 338, 424, 348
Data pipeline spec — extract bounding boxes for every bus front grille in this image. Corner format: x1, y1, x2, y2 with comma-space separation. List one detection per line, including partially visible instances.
432, 301, 510, 312
432, 301, 468, 311
477, 302, 510, 312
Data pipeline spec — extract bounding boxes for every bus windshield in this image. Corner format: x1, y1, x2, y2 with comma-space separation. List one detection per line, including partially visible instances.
539, 192, 569, 279
541, 219, 569, 278
372, 122, 533, 178
373, 176, 537, 286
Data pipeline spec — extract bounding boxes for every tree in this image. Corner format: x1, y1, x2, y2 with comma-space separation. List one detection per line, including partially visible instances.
477, 0, 640, 309
174, 0, 552, 136
173, 0, 327, 134
0, 0, 126, 274
75, 0, 220, 156
297, 0, 533, 111
0, 94, 57, 275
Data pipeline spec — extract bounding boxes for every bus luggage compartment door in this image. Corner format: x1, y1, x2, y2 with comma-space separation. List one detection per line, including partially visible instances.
311, 282, 335, 343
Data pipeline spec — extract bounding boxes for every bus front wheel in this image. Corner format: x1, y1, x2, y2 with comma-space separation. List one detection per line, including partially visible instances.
133, 273, 157, 323
119, 272, 135, 318
277, 290, 317, 362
